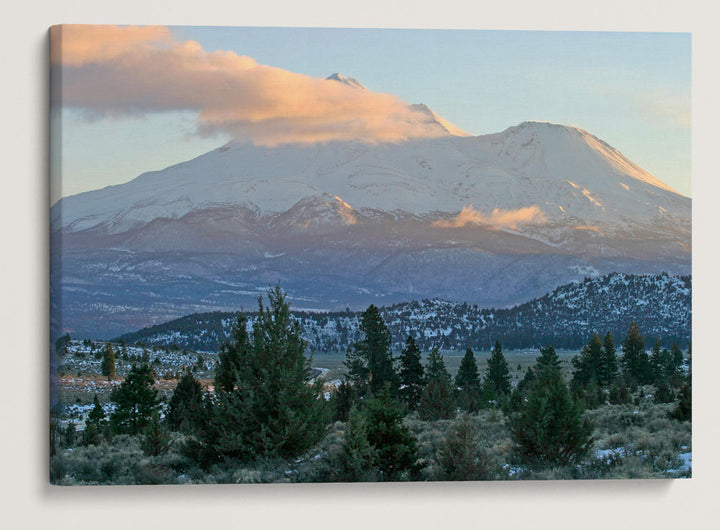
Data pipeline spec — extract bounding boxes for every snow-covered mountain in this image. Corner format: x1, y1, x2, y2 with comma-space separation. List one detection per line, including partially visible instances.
51, 91, 691, 338
53, 121, 688, 238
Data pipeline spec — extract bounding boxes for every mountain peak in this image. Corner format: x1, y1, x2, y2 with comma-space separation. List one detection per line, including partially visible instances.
410, 103, 470, 138
326, 73, 366, 90
499, 121, 678, 194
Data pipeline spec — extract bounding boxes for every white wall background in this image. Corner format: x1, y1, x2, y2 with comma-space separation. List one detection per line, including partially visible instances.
1, 1, 717, 528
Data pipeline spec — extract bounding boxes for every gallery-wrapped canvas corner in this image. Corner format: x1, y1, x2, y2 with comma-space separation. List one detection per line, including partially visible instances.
49, 25, 691, 485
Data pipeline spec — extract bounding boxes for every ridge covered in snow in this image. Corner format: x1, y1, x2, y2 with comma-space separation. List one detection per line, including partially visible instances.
52, 120, 689, 240
115, 272, 691, 353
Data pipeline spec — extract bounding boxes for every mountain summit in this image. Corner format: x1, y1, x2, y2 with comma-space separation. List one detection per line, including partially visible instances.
326, 72, 366, 90
51, 120, 690, 337
53, 120, 688, 236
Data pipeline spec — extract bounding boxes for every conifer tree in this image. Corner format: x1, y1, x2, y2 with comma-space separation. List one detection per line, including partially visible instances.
167, 371, 205, 434
571, 333, 604, 389
621, 322, 651, 385
87, 394, 106, 428
509, 365, 593, 469
418, 348, 455, 421
192, 287, 328, 464
671, 347, 691, 421
214, 314, 249, 393
536, 345, 561, 372
397, 336, 425, 410
425, 347, 451, 383
670, 341, 684, 377
50, 418, 60, 457
653, 380, 675, 403
672, 380, 692, 421
142, 411, 171, 456
345, 305, 395, 397
455, 348, 481, 413
332, 377, 357, 422
362, 387, 418, 481
600, 332, 618, 386
109, 364, 159, 435
55, 333, 71, 356
484, 341, 511, 401
608, 376, 633, 405
63, 422, 76, 447
335, 405, 377, 481
649, 338, 664, 383
100, 343, 116, 380
507, 366, 536, 413
84, 394, 106, 446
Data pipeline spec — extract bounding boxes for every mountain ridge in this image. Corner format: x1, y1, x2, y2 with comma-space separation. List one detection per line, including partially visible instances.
114, 272, 691, 353
51, 115, 691, 339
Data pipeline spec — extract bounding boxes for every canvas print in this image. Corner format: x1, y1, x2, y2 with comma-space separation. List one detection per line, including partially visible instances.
49, 25, 691, 484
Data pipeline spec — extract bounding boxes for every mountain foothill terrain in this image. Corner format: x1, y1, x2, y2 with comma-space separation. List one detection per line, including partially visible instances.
50, 75, 690, 340
116, 272, 691, 354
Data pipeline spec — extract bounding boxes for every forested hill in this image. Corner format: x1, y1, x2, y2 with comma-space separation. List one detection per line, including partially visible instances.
115, 273, 691, 353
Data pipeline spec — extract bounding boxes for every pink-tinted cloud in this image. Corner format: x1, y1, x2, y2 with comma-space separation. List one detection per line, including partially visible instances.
433, 205, 546, 229
51, 25, 461, 145
50, 25, 172, 66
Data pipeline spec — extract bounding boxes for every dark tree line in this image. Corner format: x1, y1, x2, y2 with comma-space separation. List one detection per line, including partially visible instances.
113, 273, 691, 355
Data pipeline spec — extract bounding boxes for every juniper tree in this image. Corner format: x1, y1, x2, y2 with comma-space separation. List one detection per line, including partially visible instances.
345, 304, 395, 397
455, 348, 482, 413
654, 380, 675, 404
397, 336, 425, 410
63, 422, 76, 447
484, 341, 511, 401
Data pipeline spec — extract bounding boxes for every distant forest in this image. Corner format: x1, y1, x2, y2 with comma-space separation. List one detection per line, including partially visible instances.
116, 272, 691, 353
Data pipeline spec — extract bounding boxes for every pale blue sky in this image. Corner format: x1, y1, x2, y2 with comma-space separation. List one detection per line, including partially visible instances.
56, 27, 691, 202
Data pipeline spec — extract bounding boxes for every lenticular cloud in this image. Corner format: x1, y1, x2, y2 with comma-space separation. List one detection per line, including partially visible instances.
51, 25, 456, 146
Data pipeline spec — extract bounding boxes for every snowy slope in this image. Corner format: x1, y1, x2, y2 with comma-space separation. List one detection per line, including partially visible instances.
51, 121, 689, 237
51, 102, 691, 338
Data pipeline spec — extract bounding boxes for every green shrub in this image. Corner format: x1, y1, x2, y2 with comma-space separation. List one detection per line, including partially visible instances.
435, 415, 494, 481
